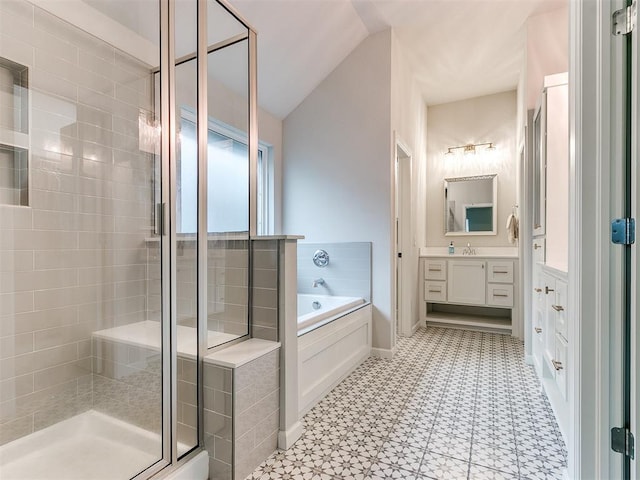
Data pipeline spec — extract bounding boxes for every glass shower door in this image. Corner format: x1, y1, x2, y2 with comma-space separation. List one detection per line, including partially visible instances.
0, 1, 166, 478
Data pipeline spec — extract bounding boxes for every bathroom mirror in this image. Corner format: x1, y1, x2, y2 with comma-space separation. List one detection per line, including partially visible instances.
444, 174, 497, 235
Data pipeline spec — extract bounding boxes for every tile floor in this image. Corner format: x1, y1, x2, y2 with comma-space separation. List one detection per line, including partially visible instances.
248, 327, 567, 480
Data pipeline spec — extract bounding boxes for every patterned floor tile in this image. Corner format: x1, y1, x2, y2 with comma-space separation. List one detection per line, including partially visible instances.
247, 327, 567, 480
420, 451, 470, 479
469, 463, 520, 479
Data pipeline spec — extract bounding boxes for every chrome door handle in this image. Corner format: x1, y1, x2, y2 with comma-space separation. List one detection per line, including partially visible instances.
534, 327, 542, 334
552, 360, 563, 371
552, 305, 564, 312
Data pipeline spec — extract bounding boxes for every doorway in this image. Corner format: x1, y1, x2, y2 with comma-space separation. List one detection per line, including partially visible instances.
394, 135, 413, 338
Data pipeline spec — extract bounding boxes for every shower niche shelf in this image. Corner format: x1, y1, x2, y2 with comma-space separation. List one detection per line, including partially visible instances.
0, 56, 29, 207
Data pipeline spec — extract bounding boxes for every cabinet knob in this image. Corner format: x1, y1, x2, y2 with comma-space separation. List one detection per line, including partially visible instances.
551, 359, 564, 371
545, 286, 554, 294
534, 288, 542, 293
552, 305, 565, 312
534, 327, 542, 334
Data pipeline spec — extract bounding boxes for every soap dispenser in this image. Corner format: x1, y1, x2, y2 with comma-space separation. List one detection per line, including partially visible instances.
448, 241, 455, 255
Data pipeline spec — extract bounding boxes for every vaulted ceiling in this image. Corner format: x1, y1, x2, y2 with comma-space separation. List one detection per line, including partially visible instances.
229, 0, 567, 119
79, 0, 566, 119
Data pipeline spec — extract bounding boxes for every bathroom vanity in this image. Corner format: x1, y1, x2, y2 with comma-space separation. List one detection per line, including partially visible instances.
419, 251, 519, 334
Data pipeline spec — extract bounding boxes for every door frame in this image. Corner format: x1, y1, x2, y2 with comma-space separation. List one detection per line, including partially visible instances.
570, 0, 627, 477
393, 133, 415, 338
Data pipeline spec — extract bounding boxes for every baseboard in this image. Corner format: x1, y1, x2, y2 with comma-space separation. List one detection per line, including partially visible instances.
410, 321, 421, 335
371, 346, 396, 359
524, 354, 534, 365
278, 421, 303, 450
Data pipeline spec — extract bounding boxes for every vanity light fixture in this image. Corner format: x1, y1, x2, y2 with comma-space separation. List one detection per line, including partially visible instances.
445, 142, 496, 155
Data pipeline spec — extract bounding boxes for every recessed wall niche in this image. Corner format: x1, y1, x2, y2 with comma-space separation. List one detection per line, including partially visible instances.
0, 56, 29, 207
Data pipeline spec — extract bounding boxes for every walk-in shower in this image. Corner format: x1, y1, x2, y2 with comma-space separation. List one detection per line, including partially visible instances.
0, 1, 256, 478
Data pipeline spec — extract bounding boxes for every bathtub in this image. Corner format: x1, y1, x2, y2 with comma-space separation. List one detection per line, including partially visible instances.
297, 294, 365, 335
297, 294, 372, 415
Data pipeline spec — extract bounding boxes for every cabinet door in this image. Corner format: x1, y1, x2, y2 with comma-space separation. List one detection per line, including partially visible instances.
447, 260, 486, 305
554, 280, 568, 341
543, 274, 556, 370
554, 334, 568, 400
532, 238, 545, 265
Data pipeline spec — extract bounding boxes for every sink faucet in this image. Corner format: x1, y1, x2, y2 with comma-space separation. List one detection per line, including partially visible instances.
312, 278, 325, 288
462, 243, 476, 255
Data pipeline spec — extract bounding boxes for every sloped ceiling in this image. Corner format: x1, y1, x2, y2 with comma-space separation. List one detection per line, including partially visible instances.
79, 0, 566, 119
229, 0, 567, 119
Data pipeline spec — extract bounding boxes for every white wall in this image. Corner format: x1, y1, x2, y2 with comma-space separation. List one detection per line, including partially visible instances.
525, 6, 569, 110
426, 91, 518, 248
283, 30, 393, 351
391, 32, 428, 334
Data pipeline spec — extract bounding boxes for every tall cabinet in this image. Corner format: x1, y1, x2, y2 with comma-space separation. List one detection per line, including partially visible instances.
529, 72, 570, 441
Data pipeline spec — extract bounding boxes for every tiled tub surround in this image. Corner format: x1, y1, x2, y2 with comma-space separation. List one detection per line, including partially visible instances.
251, 239, 280, 343
249, 327, 567, 480
297, 242, 371, 300
0, 0, 160, 448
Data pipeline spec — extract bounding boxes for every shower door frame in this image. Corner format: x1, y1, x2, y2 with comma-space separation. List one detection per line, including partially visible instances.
152, 0, 259, 477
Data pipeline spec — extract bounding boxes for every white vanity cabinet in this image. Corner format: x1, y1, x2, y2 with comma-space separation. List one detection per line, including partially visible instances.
532, 267, 569, 439
420, 255, 517, 334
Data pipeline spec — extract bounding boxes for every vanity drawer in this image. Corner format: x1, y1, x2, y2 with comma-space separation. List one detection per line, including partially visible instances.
486, 284, 514, 307
424, 281, 447, 302
486, 261, 514, 284
424, 260, 446, 281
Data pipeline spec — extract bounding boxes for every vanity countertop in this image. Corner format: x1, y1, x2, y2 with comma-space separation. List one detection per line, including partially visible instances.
419, 246, 519, 258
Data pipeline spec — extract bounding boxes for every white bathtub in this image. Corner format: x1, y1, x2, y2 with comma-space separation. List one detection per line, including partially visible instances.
297, 294, 365, 335
297, 295, 371, 415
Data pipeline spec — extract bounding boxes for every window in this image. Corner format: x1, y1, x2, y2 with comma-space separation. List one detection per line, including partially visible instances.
177, 110, 273, 235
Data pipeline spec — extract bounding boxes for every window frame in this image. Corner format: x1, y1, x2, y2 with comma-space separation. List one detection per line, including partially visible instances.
178, 107, 273, 236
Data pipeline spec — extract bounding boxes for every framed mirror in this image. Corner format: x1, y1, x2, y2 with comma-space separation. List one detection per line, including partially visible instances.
444, 174, 497, 235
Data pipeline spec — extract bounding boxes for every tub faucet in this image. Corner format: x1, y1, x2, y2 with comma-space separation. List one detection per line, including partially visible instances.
312, 278, 325, 288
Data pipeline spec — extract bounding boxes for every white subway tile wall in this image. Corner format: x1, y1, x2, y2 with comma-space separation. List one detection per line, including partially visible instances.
297, 242, 371, 301
0, 0, 159, 446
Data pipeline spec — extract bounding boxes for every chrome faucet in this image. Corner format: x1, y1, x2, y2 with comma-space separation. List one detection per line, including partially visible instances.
462, 243, 476, 255
312, 278, 325, 288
